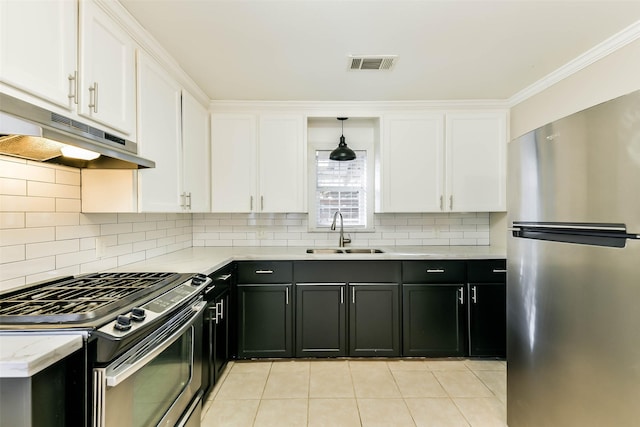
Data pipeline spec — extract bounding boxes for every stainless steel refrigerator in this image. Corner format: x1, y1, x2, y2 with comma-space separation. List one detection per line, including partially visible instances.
507, 89, 640, 426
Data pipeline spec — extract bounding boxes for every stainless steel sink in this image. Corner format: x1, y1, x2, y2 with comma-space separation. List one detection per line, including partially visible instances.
306, 248, 345, 254
306, 248, 384, 254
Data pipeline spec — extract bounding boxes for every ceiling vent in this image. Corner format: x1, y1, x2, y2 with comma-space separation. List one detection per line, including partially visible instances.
349, 55, 397, 71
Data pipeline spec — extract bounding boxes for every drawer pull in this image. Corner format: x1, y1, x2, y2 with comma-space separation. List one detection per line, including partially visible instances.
471, 285, 477, 304
458, 287, 464, 304
426, 269, 445, 273
255, 270, 273, 274
216, 274, 232, 281
492, 269, 507, 273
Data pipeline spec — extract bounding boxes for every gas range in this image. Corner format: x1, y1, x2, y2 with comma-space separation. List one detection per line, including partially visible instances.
0, 271, 211, 362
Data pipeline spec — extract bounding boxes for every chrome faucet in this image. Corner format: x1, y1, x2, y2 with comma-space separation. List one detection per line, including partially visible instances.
330, 211, 351, 247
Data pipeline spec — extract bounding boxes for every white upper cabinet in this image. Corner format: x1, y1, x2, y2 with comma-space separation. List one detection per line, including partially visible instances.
0, 0, 77, 109
379, 111, 507, 213
211, 114, 257, 213
137, 51, 183, 212
1, 0, 136, 140
181, 91, 211, 212
258, 115, 305, 213
445, 112, 507, 212
211, 113, 305, 213
380, 114, 445, 212
78, 0, 136, 137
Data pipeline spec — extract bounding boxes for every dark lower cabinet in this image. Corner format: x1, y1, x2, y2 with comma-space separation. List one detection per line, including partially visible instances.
349, 284, 400, 357
213, 289, 230, 380
403, 284, 466, 357
296, 284, 347, 357
468, 283, 506, 357
237, 284, 293, 358
467, 259, 507, 357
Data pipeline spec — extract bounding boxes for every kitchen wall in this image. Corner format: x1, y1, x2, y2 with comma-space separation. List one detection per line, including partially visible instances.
0, 155, 192, 292
510, 38, 640, 138
0, 151, 491, 291
193, 212, 490, 247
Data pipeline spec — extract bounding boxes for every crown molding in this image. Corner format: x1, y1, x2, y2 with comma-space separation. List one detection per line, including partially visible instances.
508, 20, 640, 107
94, 0, 210, 107
209, 99, 510, 114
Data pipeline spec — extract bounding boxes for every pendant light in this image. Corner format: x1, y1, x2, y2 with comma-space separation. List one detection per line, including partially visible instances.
330, 117, 356, 161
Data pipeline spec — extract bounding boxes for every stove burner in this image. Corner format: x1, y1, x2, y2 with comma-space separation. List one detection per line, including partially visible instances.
0, 272, 180, 324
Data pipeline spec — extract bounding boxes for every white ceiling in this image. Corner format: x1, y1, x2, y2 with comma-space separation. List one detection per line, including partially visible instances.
119, 0, 640, 102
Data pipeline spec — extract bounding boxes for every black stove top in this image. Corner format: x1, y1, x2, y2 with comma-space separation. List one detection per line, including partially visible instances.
0, 272, 183, 325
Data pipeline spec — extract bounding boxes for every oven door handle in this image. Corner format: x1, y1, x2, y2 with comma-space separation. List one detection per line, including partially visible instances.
104, 301, 206, 387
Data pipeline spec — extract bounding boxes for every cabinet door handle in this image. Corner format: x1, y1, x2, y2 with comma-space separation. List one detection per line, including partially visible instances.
88, 82, 98, 113
471, 285, 477, 304
340, 287, 344, 304
285, 287, 289, 305
255, 270, 273, 274
218, 300, 224, 321
439, 195, 443, 211
449, 195, 453, 210
250, 196, 253, 211
426, 269, 445, 273
68, 71, 78, 104
458, 287, 464, 304
492, 269, 507, 273
261, 196, 264, 211
186, 192, 192, 209
352, 287, 356, 304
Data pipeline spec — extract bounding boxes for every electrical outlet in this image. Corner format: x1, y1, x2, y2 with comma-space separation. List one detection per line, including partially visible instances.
257, 229, 267, 239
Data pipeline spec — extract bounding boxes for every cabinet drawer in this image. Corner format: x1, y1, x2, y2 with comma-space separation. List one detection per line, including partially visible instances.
294, 261, 401, 283
467, 259, 507, 283
402, 260, 465, 283
237, 261, 293, 283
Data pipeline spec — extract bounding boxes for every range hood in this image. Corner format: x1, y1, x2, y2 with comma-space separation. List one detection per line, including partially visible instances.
0, 93, 155, 169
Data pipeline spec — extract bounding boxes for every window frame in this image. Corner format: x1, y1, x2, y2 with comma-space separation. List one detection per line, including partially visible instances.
307, 138, 375, 232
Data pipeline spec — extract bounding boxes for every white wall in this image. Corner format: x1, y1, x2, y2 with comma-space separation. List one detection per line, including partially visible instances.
510, 38, 640, 139
0, 155, 192, 291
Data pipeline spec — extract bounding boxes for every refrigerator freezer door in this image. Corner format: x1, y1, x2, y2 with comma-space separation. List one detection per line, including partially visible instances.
507, 90, 640, 232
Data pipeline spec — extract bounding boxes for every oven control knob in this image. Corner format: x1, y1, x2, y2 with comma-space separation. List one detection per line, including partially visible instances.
114, 315, 132, 331
191, 273, 207, 286
131, 307, 146, 322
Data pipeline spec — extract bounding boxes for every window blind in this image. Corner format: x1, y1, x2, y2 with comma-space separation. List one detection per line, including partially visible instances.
315, 150, 367, 228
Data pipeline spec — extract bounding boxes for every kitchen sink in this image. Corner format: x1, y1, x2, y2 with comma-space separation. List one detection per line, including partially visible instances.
305, 248, 384, 254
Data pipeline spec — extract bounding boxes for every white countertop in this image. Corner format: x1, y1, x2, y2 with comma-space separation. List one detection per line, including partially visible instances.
113, 245, 506, 275
1, 245, 504, 378
0, 333, 85, 378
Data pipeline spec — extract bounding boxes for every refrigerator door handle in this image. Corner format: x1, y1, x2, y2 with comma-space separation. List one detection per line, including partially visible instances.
512, 222, 639, 248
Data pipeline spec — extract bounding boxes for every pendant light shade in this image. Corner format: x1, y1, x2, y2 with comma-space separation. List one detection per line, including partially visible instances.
330, 117, 356, 161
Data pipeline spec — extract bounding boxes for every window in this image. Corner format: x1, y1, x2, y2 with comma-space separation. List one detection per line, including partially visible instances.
308, 139, 374, 231
315, 150, 367, 228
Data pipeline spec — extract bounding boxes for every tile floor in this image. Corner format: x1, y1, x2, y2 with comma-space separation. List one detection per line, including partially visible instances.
201, 359, 506, 427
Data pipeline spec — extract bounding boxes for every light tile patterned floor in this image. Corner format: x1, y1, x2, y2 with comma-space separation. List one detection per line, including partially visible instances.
201, 359, 506, 427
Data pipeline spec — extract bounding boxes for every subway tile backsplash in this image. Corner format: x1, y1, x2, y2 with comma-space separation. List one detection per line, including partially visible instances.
192, 211, 489, 248
1, 155, 489, 292
0, 156, 192, 291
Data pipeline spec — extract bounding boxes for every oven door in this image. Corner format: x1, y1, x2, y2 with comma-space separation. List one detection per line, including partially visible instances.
92, 300, 205, 427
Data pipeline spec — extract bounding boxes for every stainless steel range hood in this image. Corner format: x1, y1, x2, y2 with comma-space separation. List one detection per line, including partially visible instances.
0, 93, 155, 169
